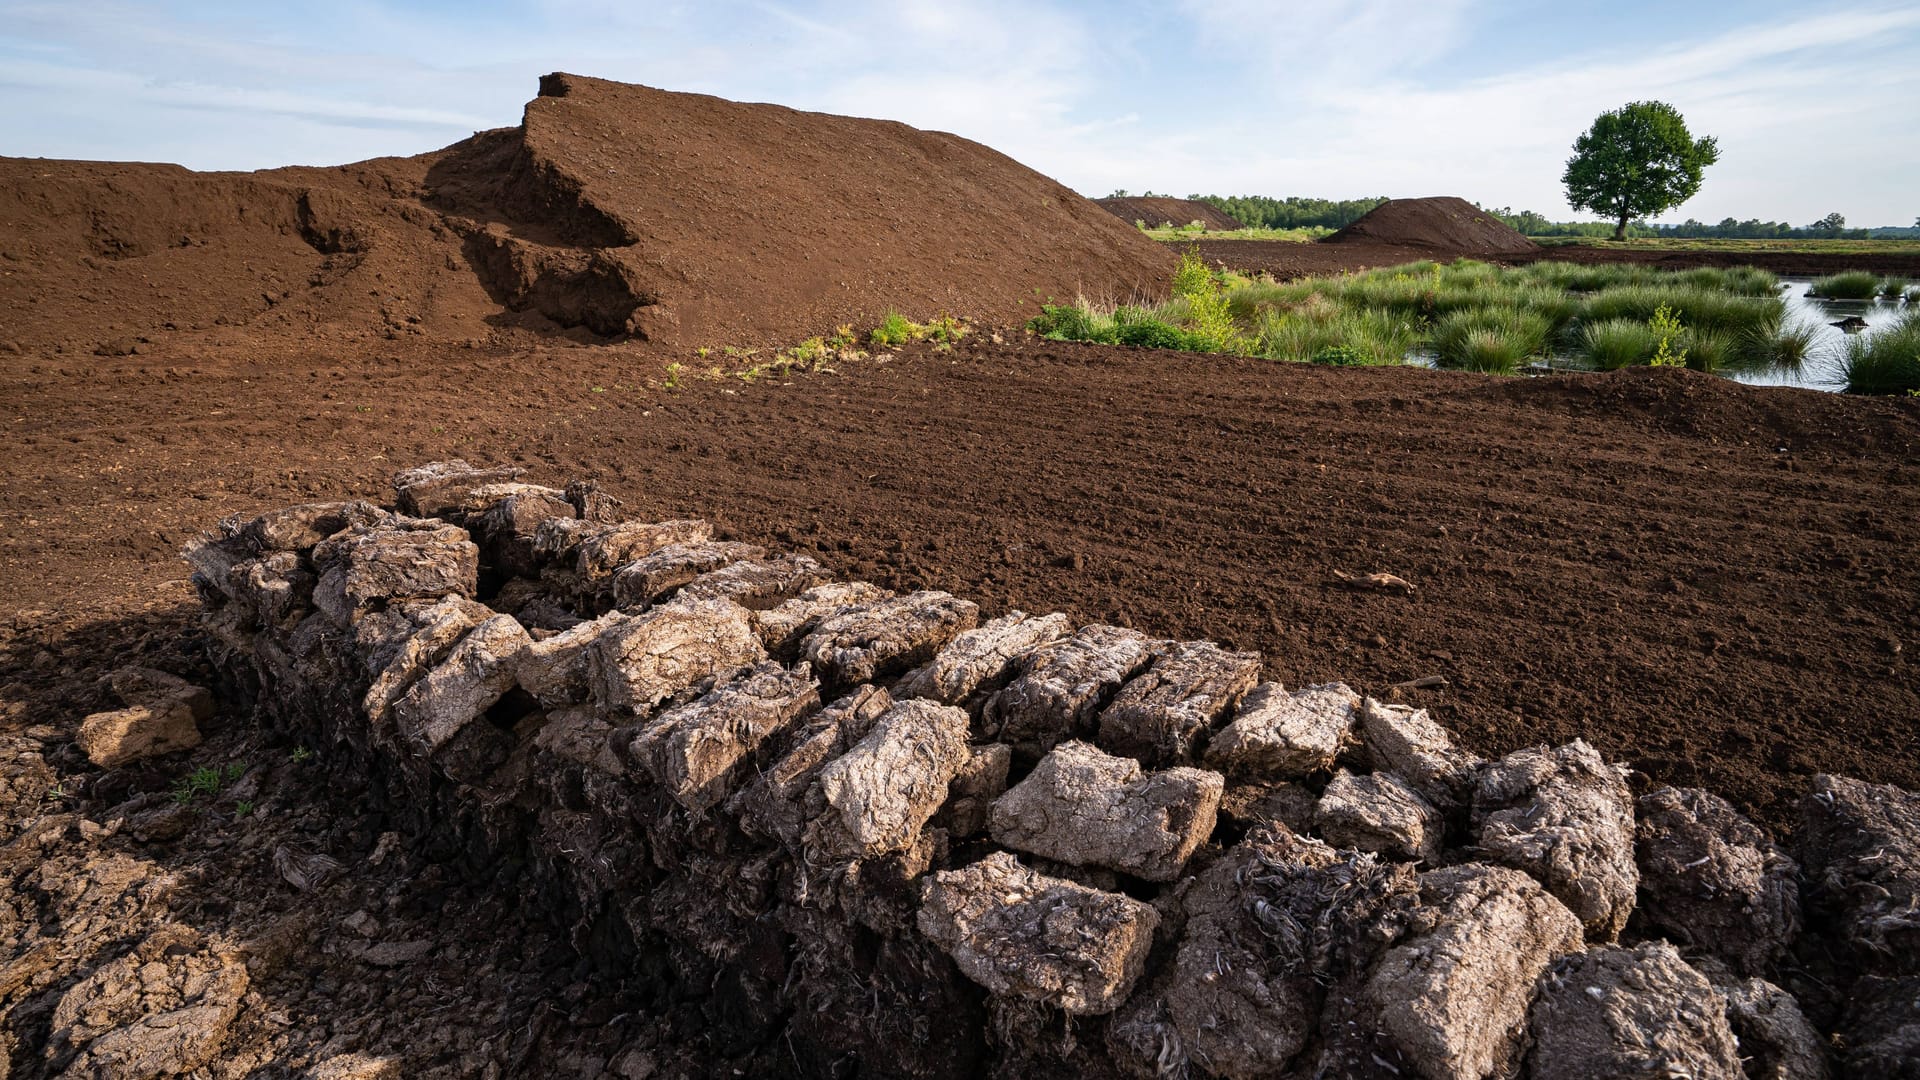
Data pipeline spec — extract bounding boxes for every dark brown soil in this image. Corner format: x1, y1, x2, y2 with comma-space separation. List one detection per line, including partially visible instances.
1095, 197, 1243, 231
1519, 244, 1920, 277
1323, 196, 1538, 255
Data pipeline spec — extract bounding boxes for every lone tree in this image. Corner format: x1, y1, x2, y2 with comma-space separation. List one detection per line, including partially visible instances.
1563, 101, 1719, 240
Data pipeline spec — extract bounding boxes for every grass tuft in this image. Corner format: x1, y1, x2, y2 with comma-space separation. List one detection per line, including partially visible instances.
1810, 271, 1881, 300
1841, 310, 1920, 394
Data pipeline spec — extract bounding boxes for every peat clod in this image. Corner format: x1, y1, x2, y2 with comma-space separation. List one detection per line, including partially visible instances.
143, 463, 1917, 1078
1799, 773, 1920, 976
1526, 942, 1743, 1080
1473, 739, 1639, 941
1636, 785, 1802, 975
1204, 680, 1357, 781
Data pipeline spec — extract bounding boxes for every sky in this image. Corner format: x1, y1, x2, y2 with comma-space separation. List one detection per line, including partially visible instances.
2, 1, 1917, 226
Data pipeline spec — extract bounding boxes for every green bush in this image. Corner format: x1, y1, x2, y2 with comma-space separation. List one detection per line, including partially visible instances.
870, 311, 916, 347
1027, 303, 1115, 344
1880, 277, 1910, 300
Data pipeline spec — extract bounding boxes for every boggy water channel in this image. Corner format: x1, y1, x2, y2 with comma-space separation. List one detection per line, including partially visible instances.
1404, 279, 1911, 391
1731, 280, 1911, 390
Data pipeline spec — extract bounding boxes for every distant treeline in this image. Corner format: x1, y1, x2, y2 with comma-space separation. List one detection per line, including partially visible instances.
1118, 190, 1920, 239
1483, 206, 1920, 241
1173, 194, 1388, 230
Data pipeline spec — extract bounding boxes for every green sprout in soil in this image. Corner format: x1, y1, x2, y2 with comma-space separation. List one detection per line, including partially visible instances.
172, 761, 247, 805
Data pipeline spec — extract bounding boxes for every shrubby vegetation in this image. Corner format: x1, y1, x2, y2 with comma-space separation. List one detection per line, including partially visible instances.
1028, 253, 1825, 380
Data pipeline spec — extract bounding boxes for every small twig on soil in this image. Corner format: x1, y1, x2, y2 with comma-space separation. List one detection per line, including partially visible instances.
1389, 675, 1448, 691
1332, 569, 1415, 594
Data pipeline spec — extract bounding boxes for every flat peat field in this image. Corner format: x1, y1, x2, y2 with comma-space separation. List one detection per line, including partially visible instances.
6, 334, 1918, 835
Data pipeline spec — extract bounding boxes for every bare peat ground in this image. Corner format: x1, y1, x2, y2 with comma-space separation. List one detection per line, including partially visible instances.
6, 328, 1920, 1074
7, 335, 1918, 837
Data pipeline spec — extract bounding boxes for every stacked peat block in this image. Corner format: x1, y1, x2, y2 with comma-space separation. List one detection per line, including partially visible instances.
186, 462, 1917, 1079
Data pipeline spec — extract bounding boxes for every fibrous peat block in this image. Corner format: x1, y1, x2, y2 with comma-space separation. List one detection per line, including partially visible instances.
674, 553, 833, 609
989, 740, 1221, 882
1205, 681, 1357, 780
1366, 863, 1583, 1080
1097, 640, 1260, 767
917, 850, 1158, 1016
730, 684, 892, 846
574, 519, 715, 581
1358, 696, 1481, 811
1636, 785, 1801, 975
1474, 740, 1638, 941
610, 540, 768, 610
393, 614, 531, 755
312, 522, 478, 623
237, 500, 391, 554
753, 582, 894, 658
807, 698, 971, 860
1799, 773, 1920, 976
357, 597, 494, 722
476, 488, 577, 578
77, 702, 203, 768
1714, 973, 1832, 1080
1167, 828, 1416, 1077
1527, 943, 1742, 1080
629, 660, 821, 811
901, 611, 1074, 707
515, 612, 629, 708
939, 742, 1012, 839
587, 598, 765, 714
391, 459, 527, 518
1316, 768, 1443, 863
801, 591, 980, 686
984, 624, 1152, 758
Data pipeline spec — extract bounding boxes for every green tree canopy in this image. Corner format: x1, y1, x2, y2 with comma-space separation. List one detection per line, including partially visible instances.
1562, 101, 1719, 240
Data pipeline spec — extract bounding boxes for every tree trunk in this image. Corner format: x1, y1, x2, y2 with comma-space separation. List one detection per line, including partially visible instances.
1613, 214, 1630, 241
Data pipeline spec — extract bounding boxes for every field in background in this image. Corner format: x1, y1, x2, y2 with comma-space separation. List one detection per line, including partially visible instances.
1535, 236, 1920, 255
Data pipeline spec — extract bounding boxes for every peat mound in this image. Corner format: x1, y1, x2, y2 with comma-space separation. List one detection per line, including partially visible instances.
1095, 195, 1242, 231
1323, 195, 1538, 256
0, 73, 1173, 352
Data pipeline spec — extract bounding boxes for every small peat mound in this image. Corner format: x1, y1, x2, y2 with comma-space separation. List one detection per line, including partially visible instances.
1095, 196, 1243, 231
0, 74, 1173, 353
17, 459, 1896, 1075
1324, 195, 1538, 256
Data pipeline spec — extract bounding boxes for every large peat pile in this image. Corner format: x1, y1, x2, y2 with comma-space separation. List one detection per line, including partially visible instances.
1094, 197, 1243, 231
159, 462, 1920, 1078
0, 74, 1172, 351
1323, 196, 1538, 256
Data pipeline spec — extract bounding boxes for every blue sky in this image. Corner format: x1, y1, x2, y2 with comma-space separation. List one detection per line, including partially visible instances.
2, 1, 1916, 225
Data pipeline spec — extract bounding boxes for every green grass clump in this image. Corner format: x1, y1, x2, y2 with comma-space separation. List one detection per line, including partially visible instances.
1429, 308, 1551, 372
1811, 271, 1881, 300
1579, 319, 1661, 370
1028, 302, 1116, 344
1879, 277, 1910, 300
1841, 310, 1920, 394
1680, 327, 1733, 373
